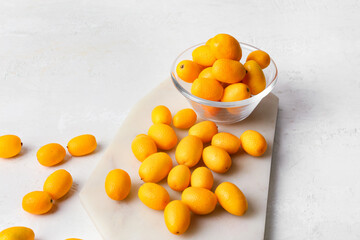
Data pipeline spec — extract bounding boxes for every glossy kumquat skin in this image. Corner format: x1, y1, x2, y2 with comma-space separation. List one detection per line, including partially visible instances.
175, 135, 203, 167
246, 50, 270, 69
198, 67, 217, 81
242, 60, 266, 95
37, 143, 66, 167
191, 78, 224, 101
22, 191, 53, 215
205, 38, 213, 46
192, 45, 216, 67
176, 60, 202, 83
215, 182, 248, 216
221, 83, 251, 102
139, 152, 173, 183
131, 134, 157, 162
0, 135, 22, 158
202, 145, 232, 173
167, 165, 191, 192
164, 200, 191, 235
172, 108, 197, 129
67, 134, 97, 157
240, 130, 267, 157
105, 169, 131, 201
138, 183, 170, 210
190, 167, 214, 190
43, 169, 73, 200
211, 132, 241, 154
212, 59, 246, 84
148, 124, 177, 150
151, 105, 172, 125
188, 121, 218, 143
0, 226, 35, 240
209, 33, 242, 61
181, 187, 217, 215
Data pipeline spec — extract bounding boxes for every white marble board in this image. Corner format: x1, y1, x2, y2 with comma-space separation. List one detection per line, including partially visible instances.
79, 79, 279, 240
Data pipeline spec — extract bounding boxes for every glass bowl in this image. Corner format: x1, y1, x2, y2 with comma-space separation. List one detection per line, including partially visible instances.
170, 42, 278, 124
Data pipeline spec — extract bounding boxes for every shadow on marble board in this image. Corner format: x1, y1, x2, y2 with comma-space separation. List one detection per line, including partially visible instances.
263, 110, 281, 240
263, 80, 313, 239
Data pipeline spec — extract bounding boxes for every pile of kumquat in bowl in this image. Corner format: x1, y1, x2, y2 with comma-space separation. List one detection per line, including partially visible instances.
170, 33, 278, 123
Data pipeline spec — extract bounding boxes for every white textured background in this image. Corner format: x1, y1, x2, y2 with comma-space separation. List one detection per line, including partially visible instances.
0, 0, 360, 239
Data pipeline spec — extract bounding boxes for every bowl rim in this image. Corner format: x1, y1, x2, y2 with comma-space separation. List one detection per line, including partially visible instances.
170, 42, 278, 108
